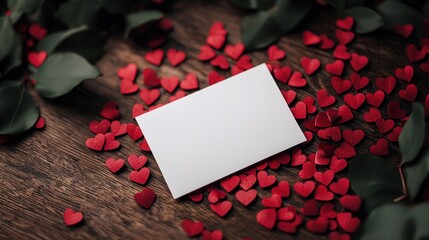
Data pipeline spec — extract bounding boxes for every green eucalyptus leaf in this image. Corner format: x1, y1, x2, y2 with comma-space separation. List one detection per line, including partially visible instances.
33, 53, 100, 98
345, 0, 366, 7
350, 153, 403, 212
346, 7, 384, 34
409, 203, 429, 240
377, 1, 424, 37
241, 0, 313, 50
404, 150, 429, 200
229, 0, 275, 10
36, 26, 88, 53
0, 16, 17, 62
0, 36, 22, 76
7, 0, 44, 13
0, 82, 39, 136
57, 0, 99, 28
399, 102, 425, 164
99, 0, 139, 14
125, 10, 164, 38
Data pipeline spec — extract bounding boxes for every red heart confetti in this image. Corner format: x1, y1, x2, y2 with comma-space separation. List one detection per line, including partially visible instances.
256, 208, 277, 230
303, 31, 321, 46
142, 68, 161, 87
103, 133, 120, 151
28, 23, 47, 40
129, 167, 150, 185
180, 73, 199, 90
182, 219, 204, 237
161, 76, 180, 93
63, 208, 83, 227
118, 63, 137, 81
406, 44, 425, 62
235, 189, 257, 206
342, 129, 364, 146
128, 154, 147, 170
339, 195, 362, 212
336, 16, 354, 30
268, 45, 286, 60
210, 54, 230, 70
105, 157, 125, 173
349, 53, 368, 72
85, 133, 105, 151
370, 138, 389, 156
394, 24, 413, 38
261, 194, 282, 208
366, 90, 385, 108
333, 45, 351, 60
306, 216, 329, 233
100, 101, 120, 120
314, 170, 334, 186
273, 66, 292, 83
145, 49, 164, 66
337, 212, 360, 233
167, 49, 186, 67
139, 88, 160, 106
301, 199, 319, 216
293, 181, 316, 198
257, 171, 276, 188
220, 175, 240, 193
126, 123, 143, 141
301, 57, 320, 75
198, 45, 217, 61
202, 230, 223, 240
395, 65, 414, 82
271, 180, 290, 197
28, 51, 47, 67
329, 178, 350, 195
350, 73, 369, 91
326, 60, 344, 76
134, 188, 156, 209
398, 83, 418, 102
210, 200, 232, 217
314, 185, 334, 201
225, 43, 245, 60
335, 29, 355, 45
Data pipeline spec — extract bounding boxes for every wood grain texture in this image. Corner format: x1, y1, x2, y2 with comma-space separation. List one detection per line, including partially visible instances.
1, 0, 428, 239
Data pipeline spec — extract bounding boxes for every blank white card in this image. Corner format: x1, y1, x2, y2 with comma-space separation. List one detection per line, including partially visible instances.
136, 64, 306, 199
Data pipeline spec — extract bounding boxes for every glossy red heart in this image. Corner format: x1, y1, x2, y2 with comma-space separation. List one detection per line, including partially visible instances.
210, 200, 232, 217
395, 65, 414, 82
301, 57, 320, 75
326, 60, 344, 76
339, 195, 362, 212
366, 90, 385, 107
28, 51, 47, 67
329, 178, 350, 195
181, 219, 204, 237
302, 31, 321, 46
167, 49, 186, 67
336, 16, 354, 30
105, 157, 125, 173
145, 49, 164, 66
235, 189, 257, 206
293, 181, 315, 198
86, 133, 105, 151
335, 29, 355, 45
337, 212, 360, 233
198, 45, 216, 61
128, 154, 147, 170
129, 167, 150, 185
142, 68, 161, 87
306, 216, 329, 233
63, 208, 83, 226
224, 43, 245, 60
399, 83, 418, 102
344, 93, 365, 110
134, 188, 156, 209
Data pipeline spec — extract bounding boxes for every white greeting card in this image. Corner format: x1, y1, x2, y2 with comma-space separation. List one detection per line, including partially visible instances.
136, 64, 305, 199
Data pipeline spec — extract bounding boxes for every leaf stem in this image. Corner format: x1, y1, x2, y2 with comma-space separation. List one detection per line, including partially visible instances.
393, 163, 409, 203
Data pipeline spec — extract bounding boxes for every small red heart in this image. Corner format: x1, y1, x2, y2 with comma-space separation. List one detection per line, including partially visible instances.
387, 100, 407, 119
291, 148, 307, 166
320, 203, 337, 219
315, 149, 331, 165
329, 178, 350, 195
342, 129, 365, 146
206, 35, 226, 50
239, 174, 257, 190
291, 101, 307, 120
277, 215, 303, 233
336, 16, 354, 30
293, 180, 315, 198
271, 180, 290, 197
126, 123, 143, 141
363, 107, 382, 123
314, 170, 334, 186
105, 157, 125, 173
129, 167, 150, 185
145, 49, 164, 66
142, 68, 161, 87
331, 76, 351, 94
132, 103, 146, 118
257, 170, 276, 188
281, 89, 296, 105
315, 111, 333, 128
288, 72, 307, 87
320, 34, 335, 50
220, 175, 240, 192
89, 119, 110, 134
35, 116, 45, 129
208, 188, 226, 204
268, 45, 286, 60
306, 216, 329, 233
103, 133, 120, 151
278, 206, 296, 221
333, 45, 351, 60
256, 208, 277, 230
334, 142, 356, 159
180, 73, 199, 90
300, 199, 319, 216
303, 96, 317, 113
168, 90, 186, 102
376, 118, 395, 134
350, 53, 368, 72
329, 232, 351, 240
337, 212, 360, 233
301, 57, 320, 75
339, 195, 362, 212
236, 55, 253, 70
370, 138, 389, 156
28, 23, 47, 40
388, 126, 402, 142
235, 189, 257, 206
208, 71, 225, 86
86, 133, 105, 151
28, 51, 47, 68
157, 17, 173, 31
337, 105, 354, 123
202, 230, 223, 240
302, 31, 321, 46
210, 55, 230, 70
127, 154, 147, 170
335, 29, 355, 45
118, 63, 137, 81
208, 21, 228, 36
395, 65, 414, 82
63, 208, 83, 226
350, 73, 369, 91
273, 66, 292, 83
399, 83, 418, 102
420, 61, 429, 73
198, 45, 216, 61
407, 44, 425, 62
231, 65, 244, 75
100, 101, 120, 120
376, 76, 396, 94
298, 161, 317, 179
261, 194, 282, 208
315, 185, 334, 201
134, 188, 156, 209
181, 219, 204, 237
139, 88, 160, 106
326, 60, 344, 76
330, 156, 348, 173
224, 43, 245, 60
366, 90, 385, 107
161, 76, 180, 93
394, 24, 413, 38
167, 49, 186, 67
210, 200, 232, 217
344, 93, 365, 110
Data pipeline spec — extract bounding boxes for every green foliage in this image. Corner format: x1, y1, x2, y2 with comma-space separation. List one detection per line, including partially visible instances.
0, 82, 39, 136
34, 53, 100, 98
399, 103, 425, 164
229, 0, 275, 10
125, 10, 164, 37
0, 16, 17, 62
57, 0, 100, 28
405, 150, 429, 200
7, 0, 44, 13
346, 7, 383, 34
377, 1, 424, 37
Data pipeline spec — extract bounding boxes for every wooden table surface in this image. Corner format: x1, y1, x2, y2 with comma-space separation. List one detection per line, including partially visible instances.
1, 0, 428, 239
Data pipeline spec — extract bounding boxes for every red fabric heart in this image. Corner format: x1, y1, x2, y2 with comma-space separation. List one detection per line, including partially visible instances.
335, 29, 355, 45
28, 23, 47, 40
63, 208, 83, 226
28, 51, 47, 67
337, 212, 360, 233
273, 66, 292, 83
278, 206, 296, 221
303, 96, 317, 113
105, 157, 125, 173
210, 55, 230, 70
326, 60, 344, 76
394, 24, 413, 38
344, 93, 365, 110
315, 149, 331, 165
376, 76, 396, 94
139, 88, 160, 106
342, 129, 365, 146
132, 104, 146, 118
399, 83, 418, 102
271, 180, 290, 197
180, 73, 199, 90
339, 195, 362, 212
370, 138, 389, 156
157, 17, 173, 31
118, 63, 137, 81
407, 44, 425, 62
142, 68, 161, 87
100, 101, 120, 120
210, 200, 232, 217
337, 105, 354, 123
366, 90, 385, 107
198, 45, 216, 61
349, 53, 368, 72
208, 188, 226, 204
315, 111, 333, 128
376, 118, 394, 134
333, 45, 351, 60
329, 232, 351, 240
350, 73, 369, 90
103, 133, 120, 151
126, 123, 143, 141
86, 133, 105, 151
420, 61, 429, 73
288, 72, 307, 87
236, 55, 253, 70
145, 49, 164, 66
235, 189, 257, 206
314, 185, 334, 201
181, 219, 204, 237
293, 181, 316, 197
224, 43, 245, 60
320, 34, 335, 50
320, 203, 337, 219
302, 31, 321, 46
330, 156, 348, 173
314, 170, 334, 186
202, 230, 223, 240
256, 209, 277, 230
128, 154, 147, 170
329, 178, 350, 195
291, 148, 307, 166
161, 76, 180, 93
281, 89, 296, 105
363, 107, 382, 123
298, 161, 316, 179
334, 142, 356, 159
220, 175, 240, 192
336, 16, 354, 30
291, 101, 307, 119
387, 100, 407, 119
239, 174, 256, 190
89, 119, 110, 134
168, 90, 186, 102
35, 116, 45, 129
395, 65, 414, 82
300, 199, 319, 216
261, 194, 282, 208
167, 49, 186, 67
257, 171, 276, 188
120, 79, 139, 95
206, 35, 226, 50
301, 57, 320, 75
134, 188, 156, 209
208, 21, 228, 36
268, 45, 286, 60
129, 167, 150, 185
318, 126, 342, 142
277, 215, 303, 233
306, 216, 329, 233
388, 126, 402, 142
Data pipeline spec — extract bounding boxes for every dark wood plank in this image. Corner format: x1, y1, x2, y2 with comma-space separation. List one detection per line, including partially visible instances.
1, 0, 428, 239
